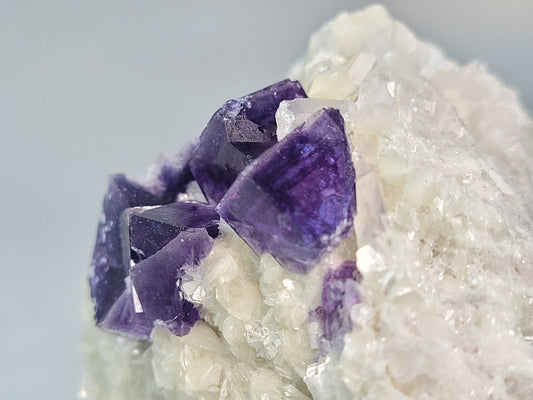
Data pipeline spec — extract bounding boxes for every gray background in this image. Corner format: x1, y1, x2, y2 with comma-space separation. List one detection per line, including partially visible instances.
1, 1, 531, 399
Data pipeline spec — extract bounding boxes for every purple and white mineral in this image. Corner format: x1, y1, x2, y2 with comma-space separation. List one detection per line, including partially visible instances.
89, 80, 358, 342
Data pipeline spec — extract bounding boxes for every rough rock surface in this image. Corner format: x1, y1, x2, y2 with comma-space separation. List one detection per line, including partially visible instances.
82, 5, 533, 400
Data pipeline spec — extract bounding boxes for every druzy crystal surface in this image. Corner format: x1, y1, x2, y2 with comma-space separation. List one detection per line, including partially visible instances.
83, 5, 533, 400
218, 108, 356, 273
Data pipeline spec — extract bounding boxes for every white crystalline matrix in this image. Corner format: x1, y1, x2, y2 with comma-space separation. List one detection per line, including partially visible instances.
81, 5, 533, 400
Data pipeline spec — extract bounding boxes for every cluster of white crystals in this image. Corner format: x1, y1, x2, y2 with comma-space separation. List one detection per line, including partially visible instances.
81, 5, 533, 399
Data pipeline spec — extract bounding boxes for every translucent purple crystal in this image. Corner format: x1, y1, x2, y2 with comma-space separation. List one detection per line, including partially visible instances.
217, 108, 356, 273
128, 202, 219, 263
89, 174, 169, 322
130, 230, 213, 338
89, 172, 219, 339
89, 80, 363, 344
311, 261, 361, 350
189, 79, 307, 204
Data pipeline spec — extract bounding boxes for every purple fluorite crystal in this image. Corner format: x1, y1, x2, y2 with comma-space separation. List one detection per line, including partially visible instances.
89, 171, 219, 339
89, 80, 362, 344
130, 230, 213, 338
143, 143, 197, 203
90, 174, 169, 322
99, 285, 154, 340
311, 261, 361, 350
189, 79, 306, 204
128, 202, 219, 263
217, 108, 356, 273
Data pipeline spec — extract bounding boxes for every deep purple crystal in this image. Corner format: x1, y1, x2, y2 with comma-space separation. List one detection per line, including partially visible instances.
189, 79, 306, 204
89, 171, 219, 339
128, 202, 219, 263
217, 108, 356, 273
130, 230, 213, 337
99, 229, 213, 340
99, 285, 154, 340
89, 174, 168, 322
311, 261, 361, 350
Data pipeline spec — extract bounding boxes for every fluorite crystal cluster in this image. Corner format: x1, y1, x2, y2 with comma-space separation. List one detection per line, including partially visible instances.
88, 79, 356, 342
83, 5, 533, 400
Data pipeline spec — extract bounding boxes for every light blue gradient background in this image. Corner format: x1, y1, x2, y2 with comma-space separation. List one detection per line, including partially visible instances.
1, 1, 531, 399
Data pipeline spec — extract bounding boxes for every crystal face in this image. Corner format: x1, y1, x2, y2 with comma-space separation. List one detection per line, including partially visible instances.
89, 174, 169, 323
129, 230, 213, 338
189, 79, 307, 204
128, 202, 219, 263
90, 194, 218, 339
218, 108, 356, 273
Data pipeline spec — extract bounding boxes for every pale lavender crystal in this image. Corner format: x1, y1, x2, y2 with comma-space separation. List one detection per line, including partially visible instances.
217, 108, 356, 273
311, 261, 361, 350
189, 80, 306, 204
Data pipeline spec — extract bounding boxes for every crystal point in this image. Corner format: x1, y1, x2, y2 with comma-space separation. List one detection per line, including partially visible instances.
218, 108, 356, 273
90, 174, 168, 322
90, 176, 219, 338
99, 285, 154, 341
128, 202, 219, 262
190, 80, 306, 203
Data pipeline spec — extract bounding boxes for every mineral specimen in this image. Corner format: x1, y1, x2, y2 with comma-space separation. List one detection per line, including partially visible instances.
83, 5, 533, 400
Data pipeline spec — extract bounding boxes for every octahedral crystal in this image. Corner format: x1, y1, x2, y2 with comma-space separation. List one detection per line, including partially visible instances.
90, 174, 168, 323
130, 230, 214, 338
189, 79, 306, 204
128, 202, 219, 263
90, 179, 219, 339
218, 108, 356, 273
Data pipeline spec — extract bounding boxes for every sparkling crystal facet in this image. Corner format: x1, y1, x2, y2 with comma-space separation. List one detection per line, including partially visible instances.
218, 108, 356, 273
189, 79, 307, 204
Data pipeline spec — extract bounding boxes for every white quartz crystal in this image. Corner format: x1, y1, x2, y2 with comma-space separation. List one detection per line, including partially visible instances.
82, 5, 533, 399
